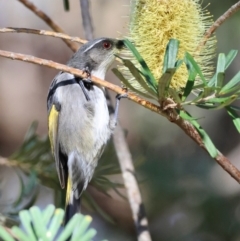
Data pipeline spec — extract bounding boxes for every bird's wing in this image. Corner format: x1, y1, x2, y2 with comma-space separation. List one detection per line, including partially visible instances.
48, 103, 67, 189
47, 73, 80, 189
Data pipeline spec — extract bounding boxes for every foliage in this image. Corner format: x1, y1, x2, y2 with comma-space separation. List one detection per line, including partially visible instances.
114, 38, 240, 158
1, 123, 123, 222
0, 205, 107, 241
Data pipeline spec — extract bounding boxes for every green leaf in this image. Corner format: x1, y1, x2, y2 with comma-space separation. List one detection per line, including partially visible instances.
80, 229, 97, 241
220, 71, 240, 95
11, 226, 31, 241
202, 86, 215, 98
185, 52, 207, 84
42, 204, 55, 226
158, 68, 176, 101
208, 50, 237, 87
30, 207, 48, 241
19, 210, 37, 241
228, 105, 240, 112
48, 208, 65, 241
206, 95, 237, 104
226, 106, 240, 133
71, 215, 91, 240
120, 59, 157, 95
123, 39, 157, 88
179, 111, 218, 158
57, 214, 82, 241
162, 39, 180, 73
225, 50, 238, 69
0, 226, 15, 241
215, 54, 225, 90
182, 55, 198, 100
112, 68, 154, 99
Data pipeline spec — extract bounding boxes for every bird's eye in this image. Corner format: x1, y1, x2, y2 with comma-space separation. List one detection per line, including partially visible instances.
102, 41, 112, 49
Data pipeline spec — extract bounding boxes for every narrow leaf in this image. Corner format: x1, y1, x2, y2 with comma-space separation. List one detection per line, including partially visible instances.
121, 59, 157, 95
158, 68, 176, 100
30, 207, 48, 241
48, 208, 64, 241
220, 71, 240, 94
215, 53, 225, 90
179, 111, 218, 158
112, 68, 154, 99
57, 214, 82, 241
225, 50, 238, 69
0, 226, 15, 241
162, 39, 180, 72
71, 215, 92, 240
19, 210, 37, 241
228, 105, 240, 112
226, 106, 240, 133
80, 230, 97, 241
11, 227, 31, 241
182, 55, 198, 100
42, 205, 55, 226
185, 52, 207, 84
123, 39, 157, 87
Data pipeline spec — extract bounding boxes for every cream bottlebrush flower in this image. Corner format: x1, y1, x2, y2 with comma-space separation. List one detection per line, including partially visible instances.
119, 0, 216, 96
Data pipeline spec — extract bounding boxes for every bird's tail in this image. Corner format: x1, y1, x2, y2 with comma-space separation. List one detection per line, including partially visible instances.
64, 177, 81, 225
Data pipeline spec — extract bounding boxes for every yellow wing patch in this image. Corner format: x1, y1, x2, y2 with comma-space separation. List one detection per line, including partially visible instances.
66, 176, 72, 205
48, 105, 59, 155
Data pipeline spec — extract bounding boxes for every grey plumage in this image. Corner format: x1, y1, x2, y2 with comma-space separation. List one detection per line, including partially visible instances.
47, 38, 124, 224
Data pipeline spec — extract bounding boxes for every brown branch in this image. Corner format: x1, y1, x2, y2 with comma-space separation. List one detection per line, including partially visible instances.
113, 126, 151, 240
197, 1, 240, 51
17, 0, 79, 52
0, 27, 86, 44
0, 50, 239, 184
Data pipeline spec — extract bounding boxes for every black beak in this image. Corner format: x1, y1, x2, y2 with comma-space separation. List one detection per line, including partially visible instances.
116, 40, 125, 49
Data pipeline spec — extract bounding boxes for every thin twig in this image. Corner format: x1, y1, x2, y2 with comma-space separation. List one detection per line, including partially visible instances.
197, 1, 240, 51
80, 0, 94, 40
113, 126, 151, 241
79, 0, 152, 240
17, 0, 79, 52
0, 27, 86, 44
0, 50, 240, 184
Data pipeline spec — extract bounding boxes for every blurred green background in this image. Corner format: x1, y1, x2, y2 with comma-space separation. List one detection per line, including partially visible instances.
0, 0, 240, 240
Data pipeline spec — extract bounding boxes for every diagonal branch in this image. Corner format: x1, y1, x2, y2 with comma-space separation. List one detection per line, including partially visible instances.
0, 49, 240, 184
197, 1, 240, 51
17, 0, 79, 52
0, 27, 86, 44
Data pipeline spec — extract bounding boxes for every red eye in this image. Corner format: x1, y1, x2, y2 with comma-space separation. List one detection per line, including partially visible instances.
103, 41, 112, 49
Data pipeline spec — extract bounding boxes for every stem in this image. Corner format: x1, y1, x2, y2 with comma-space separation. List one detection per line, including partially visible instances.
113, 126, 151, 240
0, 27, 86, 44
197, 1, 240, 51
17, 0, 79, 52
80, 0, 94, 41
0, 49, 239, 184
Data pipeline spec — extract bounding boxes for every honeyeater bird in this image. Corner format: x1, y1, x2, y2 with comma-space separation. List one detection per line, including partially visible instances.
47, 38, 124, 224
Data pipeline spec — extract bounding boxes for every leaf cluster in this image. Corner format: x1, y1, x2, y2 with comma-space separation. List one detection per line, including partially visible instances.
1, 123, 123, 222
113, 38, 240, 158
0, 205, 106, 241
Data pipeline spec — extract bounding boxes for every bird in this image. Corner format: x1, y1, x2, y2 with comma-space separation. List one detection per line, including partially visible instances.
47, 37, 125, 224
